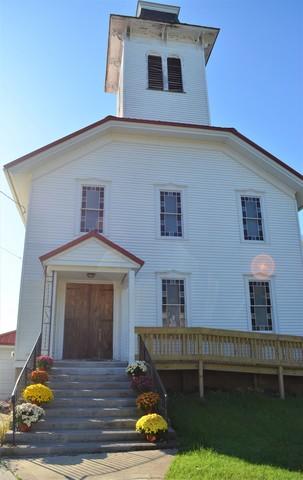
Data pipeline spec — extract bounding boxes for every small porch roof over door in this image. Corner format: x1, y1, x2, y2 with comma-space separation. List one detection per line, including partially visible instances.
39, 230, 144, 271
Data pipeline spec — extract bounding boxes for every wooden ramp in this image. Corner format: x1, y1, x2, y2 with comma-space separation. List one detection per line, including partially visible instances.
135, 327, 303, 399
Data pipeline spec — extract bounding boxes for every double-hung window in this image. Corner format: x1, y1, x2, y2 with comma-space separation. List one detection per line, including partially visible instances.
162, 279, 186, 327
241, 196, 264, 241
160, 191, 183, 237
249, 281, 273, 331
80, 185, 104, 232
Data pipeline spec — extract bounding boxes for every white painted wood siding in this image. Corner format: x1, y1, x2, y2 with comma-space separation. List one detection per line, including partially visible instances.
119, 37, 210, 124
15, 135, 303, 361
0, 346, 15, 400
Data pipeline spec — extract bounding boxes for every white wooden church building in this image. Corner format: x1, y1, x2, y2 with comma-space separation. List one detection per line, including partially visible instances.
4, 1, 303, 368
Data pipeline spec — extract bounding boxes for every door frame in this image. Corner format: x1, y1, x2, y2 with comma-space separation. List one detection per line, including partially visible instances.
52, 278, 121, 360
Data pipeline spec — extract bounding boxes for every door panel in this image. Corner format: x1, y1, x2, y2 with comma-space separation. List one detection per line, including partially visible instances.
89, 284, 113, 359
63, 283, 113, 359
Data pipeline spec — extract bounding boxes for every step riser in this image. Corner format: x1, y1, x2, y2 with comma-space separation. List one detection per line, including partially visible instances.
48, 382, 130, 389
45, 408, 137, 417
36, 419, 137, 431
53, 389, 134, 398
0, 441, 176, 458
51, 368, 127, 375
49, 398, 134, 408
50, 372, 130, 383
6, 431, 146, 444
54, 362, 127, 367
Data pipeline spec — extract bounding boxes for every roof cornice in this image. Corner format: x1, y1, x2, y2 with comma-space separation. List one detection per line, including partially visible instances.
4, 116, 302, 184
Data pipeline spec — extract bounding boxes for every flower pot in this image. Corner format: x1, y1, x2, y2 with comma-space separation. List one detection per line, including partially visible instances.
18, 423, 31, 432
146, 433, 157, 442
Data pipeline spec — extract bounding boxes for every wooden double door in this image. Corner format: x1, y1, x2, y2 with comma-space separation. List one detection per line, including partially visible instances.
63, 283, 113, 359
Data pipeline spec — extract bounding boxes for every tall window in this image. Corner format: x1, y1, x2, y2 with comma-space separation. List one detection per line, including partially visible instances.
167, 57, 183, 92
249, 281, 273, 331
162, 279, 185, 327
80, 186, 104, 232
160, 191, 183, 237
148, 55, 163, 90
241, 196, 264, 241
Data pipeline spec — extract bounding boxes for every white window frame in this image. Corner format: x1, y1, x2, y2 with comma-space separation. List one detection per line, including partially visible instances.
74, 178, 111, 237
235, 190, 269, 244
154, 184, 188, 240
244, 275, 278, 333
156, 271, 191, 327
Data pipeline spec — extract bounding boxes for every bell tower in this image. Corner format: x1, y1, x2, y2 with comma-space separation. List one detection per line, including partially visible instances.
105, 1, 219, 125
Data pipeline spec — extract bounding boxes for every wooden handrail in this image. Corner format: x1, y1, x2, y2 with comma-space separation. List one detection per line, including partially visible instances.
135, 327, 303, 368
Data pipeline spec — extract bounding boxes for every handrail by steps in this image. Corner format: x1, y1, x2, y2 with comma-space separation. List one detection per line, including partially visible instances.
138, 334, 168, 421
10, 333, 42, 445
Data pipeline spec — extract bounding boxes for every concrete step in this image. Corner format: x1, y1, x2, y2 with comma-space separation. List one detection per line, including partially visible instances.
45, 406, 137, 418
48, 380, 130, 389
35, 417, 137, 431
49, 373, 129, 382
52, 388, 135, 398
0, 439, 176, 457
51, 367, 127, 375
5, 429, 147, 444
49, 397, 134, 408
54, 361, 127, 368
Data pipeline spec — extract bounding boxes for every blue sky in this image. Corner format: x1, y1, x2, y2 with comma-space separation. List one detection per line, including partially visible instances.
0, 0, 302, 333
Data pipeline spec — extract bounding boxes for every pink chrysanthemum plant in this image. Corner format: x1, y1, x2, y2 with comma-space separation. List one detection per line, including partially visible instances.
36, 355, 54, 371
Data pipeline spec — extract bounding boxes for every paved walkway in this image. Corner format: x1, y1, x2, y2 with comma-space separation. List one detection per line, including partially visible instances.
1, 449, 176, 480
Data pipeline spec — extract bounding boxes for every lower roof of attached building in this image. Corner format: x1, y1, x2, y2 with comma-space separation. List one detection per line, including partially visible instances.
0, 330, 16, 346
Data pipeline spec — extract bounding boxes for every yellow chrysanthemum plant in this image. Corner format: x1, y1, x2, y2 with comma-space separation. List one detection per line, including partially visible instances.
23, 383, 54, 405
136, 413, 168, 442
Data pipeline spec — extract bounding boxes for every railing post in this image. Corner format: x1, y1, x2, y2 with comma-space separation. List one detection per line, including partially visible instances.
199, 360, 204, 399
278, 366, 285, 400
12, 394, 16, 446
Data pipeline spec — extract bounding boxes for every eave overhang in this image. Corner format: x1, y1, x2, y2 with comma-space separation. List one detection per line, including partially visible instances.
4, 116, 303, 222
105, 14, 220, 93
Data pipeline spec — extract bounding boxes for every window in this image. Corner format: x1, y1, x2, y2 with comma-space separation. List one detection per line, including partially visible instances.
162, 279, 185, 327
160, 191, 183, 237
249, 281, 273, 331
167, 57, 183, 92
80, 186, 104, 232
148, 55, 163, 90
241, 196, 264, 241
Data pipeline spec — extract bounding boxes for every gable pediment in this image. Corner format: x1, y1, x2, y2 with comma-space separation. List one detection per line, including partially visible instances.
40, 231, 144, 270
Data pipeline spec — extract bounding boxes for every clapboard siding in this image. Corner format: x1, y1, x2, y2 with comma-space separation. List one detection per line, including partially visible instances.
120, 37, 210, 124
15, 137, 303, 360
0, 346, 15, 400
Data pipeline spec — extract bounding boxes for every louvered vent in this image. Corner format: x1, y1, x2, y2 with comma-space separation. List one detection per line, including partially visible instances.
167, 57, 183, 92
148, 55, 164, 90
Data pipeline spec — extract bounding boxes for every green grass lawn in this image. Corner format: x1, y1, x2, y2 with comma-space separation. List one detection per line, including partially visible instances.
166, 392, 303, 479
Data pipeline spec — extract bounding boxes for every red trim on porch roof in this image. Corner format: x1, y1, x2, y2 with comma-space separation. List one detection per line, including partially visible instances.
39, 230, 145, 266
3, 116, 302, 181
0, 330, 16, 345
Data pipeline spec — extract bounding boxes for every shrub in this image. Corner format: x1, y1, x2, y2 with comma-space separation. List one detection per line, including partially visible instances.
14, 403, 44, 428
36, 355, 53, 370
131, 375, 153, 392
136, 391, 160, 412
31, 369, 49, 384
136, 413, 168, 435
126, 361, 148, 376
0, 414, 10, 445
23, 384, 54, 404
